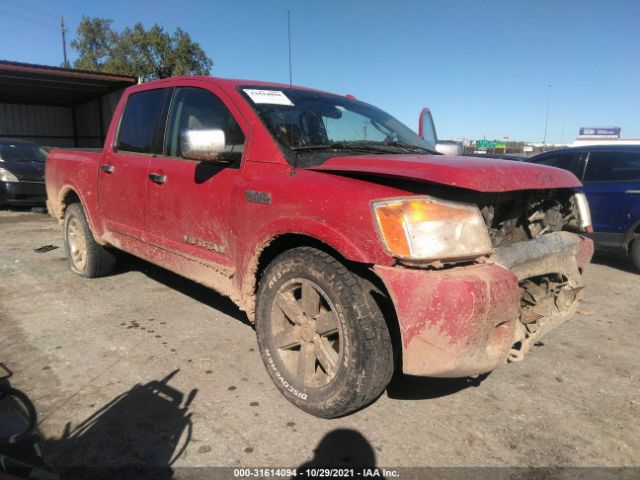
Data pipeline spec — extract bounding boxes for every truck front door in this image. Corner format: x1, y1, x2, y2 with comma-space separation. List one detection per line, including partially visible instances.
144, 86, 247, 272
98, 87, 168, 241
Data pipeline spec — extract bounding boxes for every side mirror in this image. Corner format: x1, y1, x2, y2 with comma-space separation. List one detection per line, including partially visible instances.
418, 107, 438, 148
180, 129, 227, 162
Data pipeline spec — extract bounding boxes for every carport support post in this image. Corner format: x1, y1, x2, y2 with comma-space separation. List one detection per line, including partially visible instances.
98, 98, 105, 144
71, 105, 78, 147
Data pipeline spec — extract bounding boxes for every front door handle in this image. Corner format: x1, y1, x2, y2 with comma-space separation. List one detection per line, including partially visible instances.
101, 164, 115, 174
149, 172, 167, 185
625, 189, 640, 195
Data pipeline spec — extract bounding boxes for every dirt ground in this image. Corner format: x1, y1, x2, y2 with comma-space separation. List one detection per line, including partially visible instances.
0, 210, 638, 475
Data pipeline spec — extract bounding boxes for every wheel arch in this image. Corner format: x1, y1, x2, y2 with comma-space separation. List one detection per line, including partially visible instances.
241, 233, 349, 319
57, 186, 81, 220
623, 219, 640, 254
240, 232, 402, 372
56, 185, 105, 244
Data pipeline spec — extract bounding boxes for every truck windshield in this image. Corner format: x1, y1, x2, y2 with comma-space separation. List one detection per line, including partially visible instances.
0, 143, 46, 163
239, 86, 436, 162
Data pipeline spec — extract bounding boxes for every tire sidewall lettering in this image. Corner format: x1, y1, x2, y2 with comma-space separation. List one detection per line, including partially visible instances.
264, 349, 308, 400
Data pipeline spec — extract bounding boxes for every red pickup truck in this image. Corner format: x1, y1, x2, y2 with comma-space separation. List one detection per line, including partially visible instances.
46, 76, 594, 417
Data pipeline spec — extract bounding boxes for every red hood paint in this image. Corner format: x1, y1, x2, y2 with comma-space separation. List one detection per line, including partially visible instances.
306, 154, 581, 192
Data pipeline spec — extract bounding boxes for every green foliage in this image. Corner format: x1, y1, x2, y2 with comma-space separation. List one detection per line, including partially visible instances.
70, 16, 213, 80
70, 17, 118, 72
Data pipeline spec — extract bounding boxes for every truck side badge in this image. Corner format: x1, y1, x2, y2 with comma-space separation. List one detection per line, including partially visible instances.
184, 235, 225, 254
245, 190, 271, 205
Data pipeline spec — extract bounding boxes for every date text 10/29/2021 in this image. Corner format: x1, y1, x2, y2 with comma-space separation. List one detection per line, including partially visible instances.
233, 468, 400, 478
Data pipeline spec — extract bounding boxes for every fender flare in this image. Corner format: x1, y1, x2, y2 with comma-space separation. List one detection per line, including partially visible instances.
56, 183, 106, 243
236, 217, 392, 320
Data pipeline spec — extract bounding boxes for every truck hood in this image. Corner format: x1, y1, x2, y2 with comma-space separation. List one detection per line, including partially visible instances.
306, 154, 581, 192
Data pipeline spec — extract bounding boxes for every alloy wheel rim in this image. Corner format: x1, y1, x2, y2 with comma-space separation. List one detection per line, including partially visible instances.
270, 278, 342, 388
67, 218, 87, 271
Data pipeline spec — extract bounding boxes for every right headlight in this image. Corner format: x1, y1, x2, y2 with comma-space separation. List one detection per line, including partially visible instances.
0, 167, 19, 183
372, 196, 493, 262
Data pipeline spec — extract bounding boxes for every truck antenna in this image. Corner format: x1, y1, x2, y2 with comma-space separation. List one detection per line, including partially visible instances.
287, 10, 293, 87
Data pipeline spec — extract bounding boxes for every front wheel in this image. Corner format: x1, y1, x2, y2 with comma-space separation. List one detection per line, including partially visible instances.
255, 247, 394, 418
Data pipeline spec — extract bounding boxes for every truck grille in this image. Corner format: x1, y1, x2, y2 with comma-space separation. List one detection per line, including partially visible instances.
496, 225, 529, 247
476, 190, 579, 249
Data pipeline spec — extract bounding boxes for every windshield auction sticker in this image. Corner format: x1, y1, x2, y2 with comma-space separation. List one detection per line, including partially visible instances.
243, 89, 294, 106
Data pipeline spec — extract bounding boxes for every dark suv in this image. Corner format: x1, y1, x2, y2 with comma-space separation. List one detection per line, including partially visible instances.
529, 145, 640, 271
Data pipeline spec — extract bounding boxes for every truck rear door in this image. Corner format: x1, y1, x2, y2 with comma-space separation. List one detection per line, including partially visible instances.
582, 150, 640, 249
98, 87, 168, 241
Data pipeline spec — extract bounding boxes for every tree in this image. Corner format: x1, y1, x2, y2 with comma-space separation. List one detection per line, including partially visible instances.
70, 16, 213, 80
70, 17, 118, 72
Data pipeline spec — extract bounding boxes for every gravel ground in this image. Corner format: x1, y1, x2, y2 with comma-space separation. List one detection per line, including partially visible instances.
0, 210, 638, 476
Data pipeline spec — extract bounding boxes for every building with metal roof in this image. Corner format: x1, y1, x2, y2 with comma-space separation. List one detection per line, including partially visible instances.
0, 60, 137, 147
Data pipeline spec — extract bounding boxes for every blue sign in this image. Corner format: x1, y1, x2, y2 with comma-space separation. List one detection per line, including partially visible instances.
579, 127, 621, 137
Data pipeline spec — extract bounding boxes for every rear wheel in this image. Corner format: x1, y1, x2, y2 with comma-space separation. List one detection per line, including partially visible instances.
631, 236, 640, 273
255, 247, 394, 418
63, 203, 116, 278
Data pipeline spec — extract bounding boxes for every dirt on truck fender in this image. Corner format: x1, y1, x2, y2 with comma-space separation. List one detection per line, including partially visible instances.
45, 75, 594, 417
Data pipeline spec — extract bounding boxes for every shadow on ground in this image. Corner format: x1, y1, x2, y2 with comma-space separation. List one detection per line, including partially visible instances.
591, 251, 638, 275
297, 428, 376, 474
120, 253, 252, 328
1, 366, 197, 480
386, 372, 490, 400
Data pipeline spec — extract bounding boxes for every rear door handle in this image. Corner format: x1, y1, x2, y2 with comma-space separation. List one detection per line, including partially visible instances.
625, 189, 640, 195
101, 164, 115, 174
149, 172, 167, 185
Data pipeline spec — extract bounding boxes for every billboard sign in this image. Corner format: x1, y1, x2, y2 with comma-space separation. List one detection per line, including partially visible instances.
578, 127, 621, 138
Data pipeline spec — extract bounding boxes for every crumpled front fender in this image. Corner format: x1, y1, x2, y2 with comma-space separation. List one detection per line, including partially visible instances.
374, 263, 521, 377
374, 232, 594, 378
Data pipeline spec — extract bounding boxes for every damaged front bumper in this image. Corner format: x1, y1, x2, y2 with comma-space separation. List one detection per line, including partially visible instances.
374, 231, 594, 377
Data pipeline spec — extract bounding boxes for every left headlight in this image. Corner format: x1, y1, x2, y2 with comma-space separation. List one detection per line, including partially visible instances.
0, 167, 19, 183
372, 196, 493, 262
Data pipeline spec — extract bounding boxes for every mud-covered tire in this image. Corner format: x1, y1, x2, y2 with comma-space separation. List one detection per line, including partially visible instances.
631, 237, 640, 273
255, 247, 394, 418
63, 203, 116, 278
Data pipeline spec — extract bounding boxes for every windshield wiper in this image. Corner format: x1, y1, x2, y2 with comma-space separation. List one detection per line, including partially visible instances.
289, 141, 437, 155
289, 141, 418, 153
289, 142, 369, 152
381, 141, 437, 154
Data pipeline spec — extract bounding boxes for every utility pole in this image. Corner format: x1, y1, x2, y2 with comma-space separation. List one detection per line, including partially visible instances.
61, 16, 69, 68
542, 82, 552, 150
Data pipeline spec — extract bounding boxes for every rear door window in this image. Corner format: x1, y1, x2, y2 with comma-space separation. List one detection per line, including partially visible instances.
583, 151, 640, 183
116, 89, 167, 154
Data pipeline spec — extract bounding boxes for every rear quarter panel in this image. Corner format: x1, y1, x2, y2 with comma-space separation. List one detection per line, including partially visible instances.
45, 149, 105, 237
